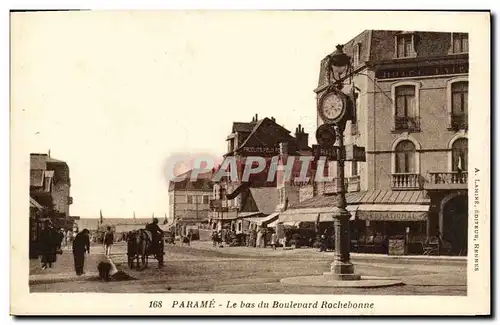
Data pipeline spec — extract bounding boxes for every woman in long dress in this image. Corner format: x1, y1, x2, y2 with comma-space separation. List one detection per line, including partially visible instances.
39, 220, 58, 269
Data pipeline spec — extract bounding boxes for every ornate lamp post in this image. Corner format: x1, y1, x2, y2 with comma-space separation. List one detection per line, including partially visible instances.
317, 44, 362, 280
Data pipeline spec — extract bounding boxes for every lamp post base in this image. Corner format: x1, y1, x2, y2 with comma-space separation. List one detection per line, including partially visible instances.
323, 272, 361, 281
325, 260, 360, 280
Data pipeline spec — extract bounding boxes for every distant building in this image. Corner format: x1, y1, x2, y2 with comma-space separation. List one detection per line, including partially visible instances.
75, 217, 154, 240
168, 169, 214, 233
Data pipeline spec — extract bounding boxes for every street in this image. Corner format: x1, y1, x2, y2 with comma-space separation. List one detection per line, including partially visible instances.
29, 241, 467, 295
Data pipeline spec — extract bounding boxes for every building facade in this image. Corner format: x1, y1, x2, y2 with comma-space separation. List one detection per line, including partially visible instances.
30, 153, 73, 219
168, 169, 214, 233
210, 115, 311, 232
282, 30, 468, 255
29, 152, 73, 258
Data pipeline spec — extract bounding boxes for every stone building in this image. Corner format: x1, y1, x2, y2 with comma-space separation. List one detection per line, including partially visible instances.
168, 169, 214, 233
283, 30, 469, 255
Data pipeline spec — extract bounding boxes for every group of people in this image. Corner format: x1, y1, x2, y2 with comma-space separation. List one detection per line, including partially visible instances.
37, 219, 92, 275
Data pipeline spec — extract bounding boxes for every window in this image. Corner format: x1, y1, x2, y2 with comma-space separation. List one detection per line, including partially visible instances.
451, 81, 468, 129
394, 85, 419, 130
44, 177, 52, 192
452, 138, 468, 172
187, 195, 193, 204
351, 161, 358, 176
353, 43, 361, 66
395, 140, 416, 173
203, 195, 209, 204
451, 33, 468, 53
395, 33, 416, 58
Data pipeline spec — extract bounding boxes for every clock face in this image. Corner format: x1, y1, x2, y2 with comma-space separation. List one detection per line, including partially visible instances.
321, 92, 344, 121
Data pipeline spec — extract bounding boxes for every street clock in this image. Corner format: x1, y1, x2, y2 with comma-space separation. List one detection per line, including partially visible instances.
318, 87, 350, 125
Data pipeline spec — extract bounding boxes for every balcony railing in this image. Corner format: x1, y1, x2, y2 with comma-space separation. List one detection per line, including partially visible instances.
451, 114, 468, 130
391, 173, 422, 190
394, 116, 420, 131
428, 172, 468, 186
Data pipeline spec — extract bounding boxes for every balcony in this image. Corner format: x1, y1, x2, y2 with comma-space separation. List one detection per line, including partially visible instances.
394, 116, 420, 132
391, 173, 422, 190
450, 114, 468, 131
425, 172, 468, 190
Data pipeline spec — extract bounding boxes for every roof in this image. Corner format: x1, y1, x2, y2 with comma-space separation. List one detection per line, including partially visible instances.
232, 122, 256, 133
169, 169, 214, 191
317, 30, 461, 90
236, 118, 294, 151
288, 190, 430, 210
249, 187, 279, 214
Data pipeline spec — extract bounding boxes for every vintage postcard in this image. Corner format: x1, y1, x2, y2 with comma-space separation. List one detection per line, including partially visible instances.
10, 10, 490, 316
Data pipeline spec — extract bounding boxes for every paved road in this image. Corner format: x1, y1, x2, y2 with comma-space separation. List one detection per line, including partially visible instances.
29, 241, 467, 295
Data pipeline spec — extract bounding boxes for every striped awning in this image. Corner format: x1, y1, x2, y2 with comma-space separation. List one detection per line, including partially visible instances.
356, 204, 429, 221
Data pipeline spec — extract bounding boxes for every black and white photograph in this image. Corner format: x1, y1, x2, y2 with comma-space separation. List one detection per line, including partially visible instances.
10, 10, 490, 316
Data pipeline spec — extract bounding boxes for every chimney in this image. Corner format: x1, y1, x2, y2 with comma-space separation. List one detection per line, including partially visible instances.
271, 116, 276, 122
295, 124, 309, 150
48, 149, 51, 158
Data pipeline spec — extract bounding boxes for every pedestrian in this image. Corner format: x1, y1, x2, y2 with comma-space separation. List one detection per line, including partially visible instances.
39, 220, 59, 269
256, 229, 262, 248
271, 232, 277, 250
72, 228, 90, 276
66, 229, 73, 248
103, 226, 114, 256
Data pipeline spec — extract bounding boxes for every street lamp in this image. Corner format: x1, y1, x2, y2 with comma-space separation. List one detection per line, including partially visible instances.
326, 44, 354, 88
317, 44, 361, 280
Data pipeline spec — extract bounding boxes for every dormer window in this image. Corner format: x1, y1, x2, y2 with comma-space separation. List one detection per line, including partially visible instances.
395, 32, 417, 58
450, 33, 469, 54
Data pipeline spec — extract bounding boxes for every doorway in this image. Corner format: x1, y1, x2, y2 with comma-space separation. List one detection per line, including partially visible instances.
442, 194, 468, 255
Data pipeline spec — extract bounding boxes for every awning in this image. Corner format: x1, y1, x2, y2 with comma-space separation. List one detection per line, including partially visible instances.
280, 206, 355, 223
237, 212, 262, 218
29, 197, 44, 210
267, 219, 279, 228
260, 212, 280, 226
356, 204, 430, 221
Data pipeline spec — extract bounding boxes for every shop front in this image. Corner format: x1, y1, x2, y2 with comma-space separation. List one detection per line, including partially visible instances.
351, 204, 430, 255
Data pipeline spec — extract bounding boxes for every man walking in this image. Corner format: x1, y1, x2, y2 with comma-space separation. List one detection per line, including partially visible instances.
72, 228, 90, 276
103, 226, 114, 256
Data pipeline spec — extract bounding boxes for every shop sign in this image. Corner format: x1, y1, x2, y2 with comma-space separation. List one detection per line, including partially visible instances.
376, 63, 468, 79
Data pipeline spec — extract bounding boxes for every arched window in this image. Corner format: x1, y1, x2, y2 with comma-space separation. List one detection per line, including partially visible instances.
395, 140, 416, 173
452, 138, 468, 172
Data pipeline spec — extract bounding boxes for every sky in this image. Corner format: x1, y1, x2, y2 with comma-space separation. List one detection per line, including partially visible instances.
12, 11, 370, 218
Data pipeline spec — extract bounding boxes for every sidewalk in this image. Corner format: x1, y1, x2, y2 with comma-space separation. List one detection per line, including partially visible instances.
189, 241, 467, 264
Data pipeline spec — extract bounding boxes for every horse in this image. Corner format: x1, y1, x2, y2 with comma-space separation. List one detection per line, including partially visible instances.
127, 229, 164, 270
